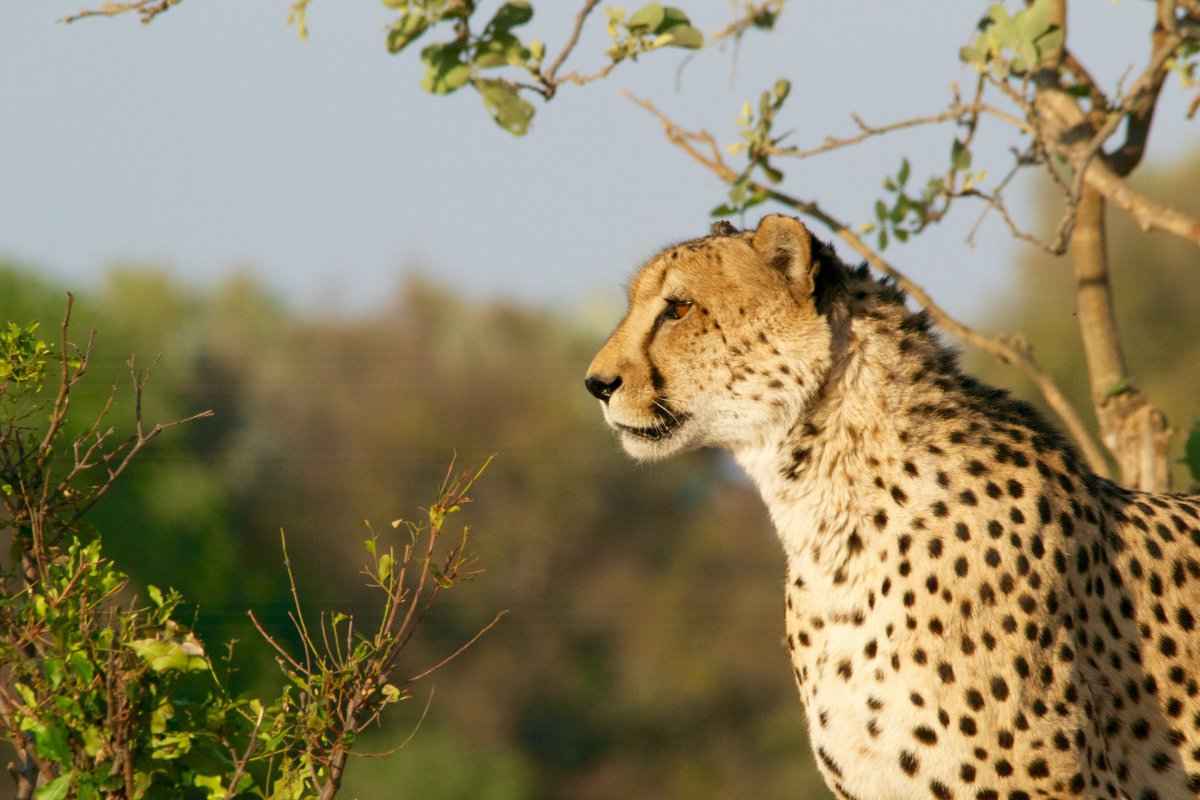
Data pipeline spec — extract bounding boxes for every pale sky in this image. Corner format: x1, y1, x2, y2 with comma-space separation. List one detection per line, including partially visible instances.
2, 1, 1195, 319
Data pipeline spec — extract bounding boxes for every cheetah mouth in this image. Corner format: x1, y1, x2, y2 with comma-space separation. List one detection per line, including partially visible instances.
613, 410, 691, 442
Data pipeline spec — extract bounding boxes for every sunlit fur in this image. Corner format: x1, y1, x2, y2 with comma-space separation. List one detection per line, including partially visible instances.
588, 219, 834, 462
587, 215, 1200, 800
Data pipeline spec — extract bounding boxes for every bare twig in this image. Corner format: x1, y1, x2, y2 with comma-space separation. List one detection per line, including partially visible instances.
626, 93, 1112, 476
58, 356, 212, 524
543, 0, 602, 90
352, 687, 437, 759
246, 610, 308, 675
554, 62, 620, 88
406, 610, 508, 683
767, 102, 1031, 160
223, 703, 265, 800
708, 1, 785, 47
61, 0, 181, 25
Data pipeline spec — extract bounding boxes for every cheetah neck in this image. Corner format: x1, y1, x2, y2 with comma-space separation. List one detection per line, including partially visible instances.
734, 309, 919, 590
733, 289, 1078, 601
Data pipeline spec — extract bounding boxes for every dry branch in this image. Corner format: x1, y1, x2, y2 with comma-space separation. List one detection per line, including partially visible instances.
61, 0, 180, 24
543, 0, 602, 91
767, 102, 1030, 160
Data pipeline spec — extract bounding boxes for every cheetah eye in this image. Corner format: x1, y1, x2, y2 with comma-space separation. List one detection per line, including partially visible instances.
662, 299, 694, 321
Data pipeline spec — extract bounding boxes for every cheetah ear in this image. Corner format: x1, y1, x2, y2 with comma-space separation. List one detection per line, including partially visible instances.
751, 214, 817, 298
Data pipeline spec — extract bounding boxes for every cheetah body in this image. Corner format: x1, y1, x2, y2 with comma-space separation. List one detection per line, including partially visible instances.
587, 216, 1200, 800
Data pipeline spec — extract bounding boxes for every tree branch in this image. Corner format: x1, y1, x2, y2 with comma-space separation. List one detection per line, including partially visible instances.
766, 103, 1031, 160
542, 0, 602, 91
1027, 35, 1200, 247
1106, 2, 1178, 175
61, 0, 181, 25
625, 93, 1112, 477
1071, 185, 1171, 491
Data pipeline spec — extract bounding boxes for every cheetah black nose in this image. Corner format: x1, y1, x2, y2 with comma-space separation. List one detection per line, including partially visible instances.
585, 374, 622, 403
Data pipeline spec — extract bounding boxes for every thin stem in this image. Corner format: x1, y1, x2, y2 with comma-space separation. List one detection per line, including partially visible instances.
543, 0, 601, 89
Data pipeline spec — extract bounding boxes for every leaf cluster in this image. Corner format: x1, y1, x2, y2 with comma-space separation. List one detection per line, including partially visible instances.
381, 0, 540, 134
604, 4, 703, 62
1, 537, 252, 800
960, 0, 1064, 75
1, 306, 499, 800
710, 78, 790, 218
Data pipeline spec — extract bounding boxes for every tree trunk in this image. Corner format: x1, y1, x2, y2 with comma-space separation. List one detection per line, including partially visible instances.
1071, 187, 1172, 491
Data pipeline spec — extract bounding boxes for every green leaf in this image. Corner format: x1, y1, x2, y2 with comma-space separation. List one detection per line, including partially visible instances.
627, 3, 665, 32
660, 7, 691, 28
35, 773, 73, 800
1185, 422, 1200, 482
150, 731, 193, 760
473, 33, 526, 69
129, 639, 208, 672
1017, 0, 1063, 63
1104, 379, 1131, 399
42, 658, 65, 690
487, 1, 533, 33
387, 13, 429, 54
193, 774, 226, 800
378, 553, 394, 583
951, 140, 972, 171
657, 24, 702, 49
897, 158, 911, 186
772, 79, 791, 103
420, 43, 471, 95
14, 682, 36, 707
33, 722, 71, 763
81, 726, 104, 758
474, 79, 535, 136
147, 584, 164, 607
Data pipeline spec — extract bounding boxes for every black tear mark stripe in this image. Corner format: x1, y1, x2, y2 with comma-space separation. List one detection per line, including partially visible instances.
639, 299, 676, 424
640, 307, 667, 395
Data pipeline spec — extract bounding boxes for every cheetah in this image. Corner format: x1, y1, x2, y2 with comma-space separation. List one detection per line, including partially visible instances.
586, 214, 1200, 800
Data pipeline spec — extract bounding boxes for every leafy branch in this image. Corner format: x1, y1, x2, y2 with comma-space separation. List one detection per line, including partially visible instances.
2, 301, 502, 799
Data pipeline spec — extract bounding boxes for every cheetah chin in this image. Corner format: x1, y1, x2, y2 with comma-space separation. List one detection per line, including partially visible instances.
587, 214, 1200, 800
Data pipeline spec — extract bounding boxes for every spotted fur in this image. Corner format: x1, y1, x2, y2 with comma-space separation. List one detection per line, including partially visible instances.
587, 215, 1200, 800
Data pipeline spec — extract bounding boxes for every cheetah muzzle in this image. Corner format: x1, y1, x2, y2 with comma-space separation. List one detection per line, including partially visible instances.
587, 214, 1200, 800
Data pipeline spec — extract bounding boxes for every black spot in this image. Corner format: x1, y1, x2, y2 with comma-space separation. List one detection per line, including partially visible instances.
817, 747, 843, 778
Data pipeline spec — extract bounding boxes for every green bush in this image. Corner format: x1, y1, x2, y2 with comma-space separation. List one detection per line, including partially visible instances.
0, 300, 499, 800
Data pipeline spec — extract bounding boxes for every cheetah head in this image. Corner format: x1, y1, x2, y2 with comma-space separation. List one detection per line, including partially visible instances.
586, 214, 844, 461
